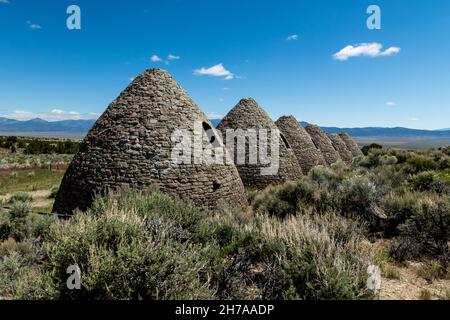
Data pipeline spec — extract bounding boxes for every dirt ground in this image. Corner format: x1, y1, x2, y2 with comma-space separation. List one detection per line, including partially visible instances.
380, 262, 449, 300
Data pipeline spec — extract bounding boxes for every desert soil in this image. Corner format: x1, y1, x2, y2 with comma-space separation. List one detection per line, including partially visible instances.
380, 262, 449, 300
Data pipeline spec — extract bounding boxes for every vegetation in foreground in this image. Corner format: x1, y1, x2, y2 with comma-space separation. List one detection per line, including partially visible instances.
0, 145, 449, 300
0, 187, 374, 300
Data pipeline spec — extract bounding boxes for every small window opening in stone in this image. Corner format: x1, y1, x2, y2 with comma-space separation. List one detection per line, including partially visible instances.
213, 181, 221, 191
280, 133, 291, 149
311, 139, 320, 151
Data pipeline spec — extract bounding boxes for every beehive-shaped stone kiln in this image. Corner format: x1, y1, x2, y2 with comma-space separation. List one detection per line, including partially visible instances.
217, 99, 303, 189
327, 133, 353, 164
305, 124, 341, 165
339, 133, 363, 157
275, 116, 326, 174
53, 69, 247, 215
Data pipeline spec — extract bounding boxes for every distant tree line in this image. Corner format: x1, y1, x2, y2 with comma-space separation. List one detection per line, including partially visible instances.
439, 146, 450, 156
0, 136, 18, 149
361, 143, 383, 156
0, 136, 80, 154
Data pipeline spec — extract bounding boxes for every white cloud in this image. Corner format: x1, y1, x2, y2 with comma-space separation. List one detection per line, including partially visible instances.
207, 112, 224, 119
386, 101, 396, 106
193, 63, 234, 80
409, 117, 420, 121
151, 54, 181, 64
150, 54, 162, 62
0, 0, 10, 4
381, 47, 401, 56
0, 109, 100, 121
222, 87, 230, 91
167, 54, 180, 61
333, 43, 400, 61
26, 20, 42, 29
286, 34, 299, 41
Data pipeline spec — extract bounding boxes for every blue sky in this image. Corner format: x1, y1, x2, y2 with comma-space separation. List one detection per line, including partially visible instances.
0, 0, 449, 129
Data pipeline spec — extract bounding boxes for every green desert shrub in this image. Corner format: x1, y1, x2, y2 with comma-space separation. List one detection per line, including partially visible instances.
405, 155, 437, 174
0, 210, 11, 242
49, 185, 59, 199
382, 264, 401, 280
382, 192, 419, 237
442, 146, 450, 156
335, 175, 381, 224
437, 157, 450, 170
206, 209, 374, 300
272, 213, 373, 299
0, 240, 47, 299
0, 209, 55, 244
245, 188, 259, 204
419, 289, 432, 300
417, 260, 445, 283
409, 172, 450, 195
309, 165, 339, 187
387, 149, 414, 164
367, 165, 405, 194
439, 168, 450, 181
8, 201, 32, 241
252, 182, 306, 218
9, 201, 31, 222
389, 194, 450, 265
361, 143, 383, 156
410, 171, 436, 192
20, 190, 215, 300
8, 192, 32, 204
204, 215, 284, 299
252, 179, 332, 218
44, 235, 214, 300
352, 155, 368, 168
379, 155, 398, 166
356, 149, 391, 168
102, 187, 205, 236
255, 169, 387, 228
27, 213, 56, 240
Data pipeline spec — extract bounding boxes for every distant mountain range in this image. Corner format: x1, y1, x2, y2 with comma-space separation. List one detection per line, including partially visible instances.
1, 117, 449, 139
0, 117, 96, 138
210, 119, 450, 137
298, 122, 450, 137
